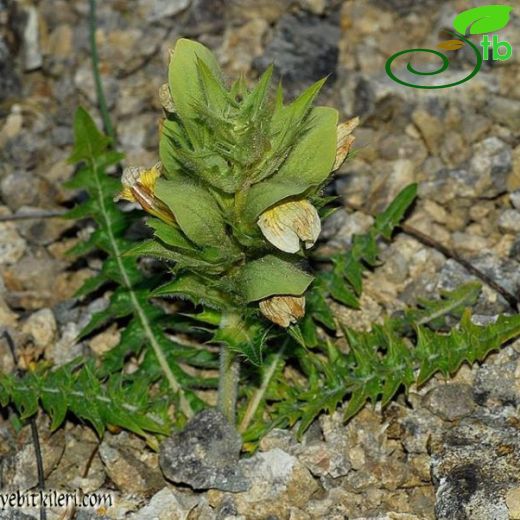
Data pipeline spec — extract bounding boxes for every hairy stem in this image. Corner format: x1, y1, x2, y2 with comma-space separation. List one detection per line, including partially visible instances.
218, 347, 240, 424
88, 0, 116, 144
239, 343, 285, 433
217, 312, 242, 424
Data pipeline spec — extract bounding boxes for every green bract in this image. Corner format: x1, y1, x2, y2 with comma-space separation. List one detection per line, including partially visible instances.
131, 38, 340, 318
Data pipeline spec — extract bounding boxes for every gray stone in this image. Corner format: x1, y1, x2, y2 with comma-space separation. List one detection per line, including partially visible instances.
420, 137, 511, 203
74, 512, 110, 520
210, 448, 319, 519
0, 172, 45, 211
15, 207, 72, 246
52, 299, 82, 326
422, 384, 476, 422
323, 210, 374, 248
451, 231, 489, 254
178, 0, 226, 34
469, 137, 512, 193
253, 11, 340, 95
0, 220, 26, 265
74, 63, 119, 110
399, 407, 444, 455
474, 351, 520, 407
139, 0, 191, 22
432, 411, 520, 520
99, 432, 165, 496
298, 0, 329, 15
486, 96, 520, 132
0, 28, 21, 101
22, 5, 42, 71
0, 512, 37, 520
471, 254, 520, 307
510, 190, 520, 210
46, 321, 83, 365
21, 308, 57, 349
498, 209, 520, 234
159, 409, 248, 492
46, 425, 105, 493
2, 254, 66, 310
129, 487, 202, 519
1, 426, 65, 491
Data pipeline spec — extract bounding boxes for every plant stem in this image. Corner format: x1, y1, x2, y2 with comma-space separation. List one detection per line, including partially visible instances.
239, 343, 285, 433
217, 312, 242, 424
88, 0, 116, 145
218, 347, 240, 424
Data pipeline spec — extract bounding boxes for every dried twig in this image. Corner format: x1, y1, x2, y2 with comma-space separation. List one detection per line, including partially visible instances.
343, 200, 519, 310
82, 442, 100, 478
31, 419, 47, 520
399, 221, 519, 309
1, 330, 47, 520
0, 210, 66, 222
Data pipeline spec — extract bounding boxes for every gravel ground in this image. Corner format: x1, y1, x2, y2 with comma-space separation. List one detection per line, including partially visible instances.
0, 0, 519, 518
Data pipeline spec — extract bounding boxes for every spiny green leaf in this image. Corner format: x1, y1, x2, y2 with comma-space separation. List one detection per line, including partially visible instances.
237, 255, 313, 302
146, 218, 197, 252
240, 65, 273, 120
196, 57, 229, 113
124, 239, 224, 272
68, 107, 111, 163
271, 78, 326, 150
159, 118, 190, 176
168, 38, 224, 126
79, 287, 134, 338
402, 281, 482, 329
214, 319, 267, 366
244, 106, 338, 220
306, 285, 337, 329
415, 311, 520, 386
153, 274, 229, 309
374, 183, 417, 239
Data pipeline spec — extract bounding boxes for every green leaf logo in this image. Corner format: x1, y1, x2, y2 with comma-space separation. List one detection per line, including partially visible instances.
453, 5, 512, 35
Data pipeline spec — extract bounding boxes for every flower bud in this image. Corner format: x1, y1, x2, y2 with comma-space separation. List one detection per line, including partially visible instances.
115, 163, 175, 225
333, 116, 359, 171
259, 295, 305, 327
258, 199, 321, 254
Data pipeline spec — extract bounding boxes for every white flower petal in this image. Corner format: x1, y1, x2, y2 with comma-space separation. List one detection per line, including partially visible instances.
258, 211, 300, 253
258, 200, 321, 253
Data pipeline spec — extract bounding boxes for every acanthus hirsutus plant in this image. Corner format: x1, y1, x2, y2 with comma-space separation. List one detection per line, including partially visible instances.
2, 39, 520, 449
117, 38, 358, 424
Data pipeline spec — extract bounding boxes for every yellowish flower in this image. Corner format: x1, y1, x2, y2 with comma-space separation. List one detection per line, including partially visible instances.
257, 199, 321, 254
333, 116, 359, 171
259, 295, 305, 327
115, 163, 175, 225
